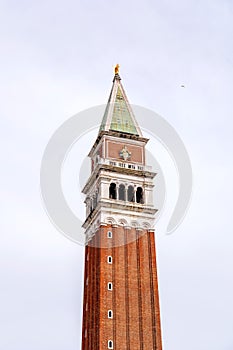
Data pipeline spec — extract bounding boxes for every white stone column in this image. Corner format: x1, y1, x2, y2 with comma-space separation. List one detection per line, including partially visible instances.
116, 183, 119, 200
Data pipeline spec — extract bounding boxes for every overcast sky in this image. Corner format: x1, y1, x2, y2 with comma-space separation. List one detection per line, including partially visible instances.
1, 0, 233, 349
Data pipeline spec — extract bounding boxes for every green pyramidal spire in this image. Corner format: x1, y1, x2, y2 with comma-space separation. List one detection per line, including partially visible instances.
99, 66, 142, 136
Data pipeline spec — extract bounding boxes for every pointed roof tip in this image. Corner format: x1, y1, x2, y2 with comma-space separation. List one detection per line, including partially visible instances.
113, 73, 121, 82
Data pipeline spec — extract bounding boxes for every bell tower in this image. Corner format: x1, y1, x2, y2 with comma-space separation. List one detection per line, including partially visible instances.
81, 67, 162, 349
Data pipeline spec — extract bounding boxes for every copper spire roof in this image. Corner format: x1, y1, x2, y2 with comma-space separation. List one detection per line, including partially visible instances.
99, 66, 142, 137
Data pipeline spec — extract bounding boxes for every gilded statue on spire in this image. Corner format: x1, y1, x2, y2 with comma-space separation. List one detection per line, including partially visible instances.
114, 64, 120, 75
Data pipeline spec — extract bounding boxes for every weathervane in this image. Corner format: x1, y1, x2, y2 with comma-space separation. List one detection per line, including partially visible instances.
114, 64, 120, 75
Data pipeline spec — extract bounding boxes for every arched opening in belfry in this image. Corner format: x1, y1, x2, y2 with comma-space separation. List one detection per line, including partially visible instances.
109, 183, 116, 199
136, 187, 144, 204
127, 185, 134, 202
119, 184, 125, 201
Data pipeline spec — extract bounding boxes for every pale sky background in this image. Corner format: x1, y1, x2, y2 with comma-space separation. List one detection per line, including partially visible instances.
1, 0, 233, 349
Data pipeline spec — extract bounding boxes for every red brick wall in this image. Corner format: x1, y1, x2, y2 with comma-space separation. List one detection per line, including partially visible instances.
106, 141, 144, 164
81, 225, 162, 349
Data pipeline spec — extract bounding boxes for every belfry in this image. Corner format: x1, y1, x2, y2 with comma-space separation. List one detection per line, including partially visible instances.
81, 67, 162, 349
